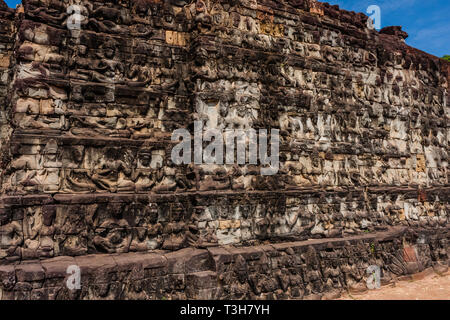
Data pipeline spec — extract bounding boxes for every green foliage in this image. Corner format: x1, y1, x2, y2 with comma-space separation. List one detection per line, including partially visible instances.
442, 55, 450, 62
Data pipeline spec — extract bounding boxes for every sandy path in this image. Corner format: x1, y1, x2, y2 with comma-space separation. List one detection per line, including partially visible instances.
338, 273, 450, 300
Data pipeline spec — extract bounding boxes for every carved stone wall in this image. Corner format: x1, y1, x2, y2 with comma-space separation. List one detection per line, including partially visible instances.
0, 1, 15, 170
0, 226, 448, 300
0, 0, 448, 300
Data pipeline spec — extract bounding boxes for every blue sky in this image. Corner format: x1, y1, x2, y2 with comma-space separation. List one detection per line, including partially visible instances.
326, 0, 450, 57
4, 0, 449, 57
4, 0, 19, 8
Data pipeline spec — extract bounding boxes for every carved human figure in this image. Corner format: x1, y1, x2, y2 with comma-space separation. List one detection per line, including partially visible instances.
89, 148, 135, 192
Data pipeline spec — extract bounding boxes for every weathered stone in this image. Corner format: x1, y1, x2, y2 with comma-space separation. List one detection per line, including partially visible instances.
0, 0, 448, 300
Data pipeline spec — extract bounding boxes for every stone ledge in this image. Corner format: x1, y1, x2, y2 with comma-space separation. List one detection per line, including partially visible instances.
0, 226, 448, 300
2, 186, 449, 205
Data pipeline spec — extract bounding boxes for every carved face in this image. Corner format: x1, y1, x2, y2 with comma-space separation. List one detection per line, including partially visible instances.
106, 203, 123, 219
105, 47, 116, 59
138, 151, 152, 167
76, 45, 87, 56
148, 203, 159, 223
171, 203, 184, 221
196, 0, 206, 13
101, 40, 117, 59
133, 0, 152, 17
71, 146, 84, 163
194, 207, 204, 217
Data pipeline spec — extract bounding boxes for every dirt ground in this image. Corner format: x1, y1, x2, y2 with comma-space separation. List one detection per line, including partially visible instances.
338, 272, 450, 300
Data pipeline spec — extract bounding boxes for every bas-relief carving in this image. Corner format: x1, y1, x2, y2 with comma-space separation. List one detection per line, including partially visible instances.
0, 0, 448, 264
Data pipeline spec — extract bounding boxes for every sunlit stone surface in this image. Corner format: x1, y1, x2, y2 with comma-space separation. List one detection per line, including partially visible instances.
0, 0, 448, 300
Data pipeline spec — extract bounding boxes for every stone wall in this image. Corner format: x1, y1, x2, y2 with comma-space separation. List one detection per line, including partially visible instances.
0, 1, 16, 171
0, 0, 448, 300
0, 187, 449, 263
0, 1, 14, 111
0, 226, 448, 300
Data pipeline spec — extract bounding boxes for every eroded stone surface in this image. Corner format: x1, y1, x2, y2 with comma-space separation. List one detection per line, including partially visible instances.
0, 0, 448, 299
0, 226, 448, 300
